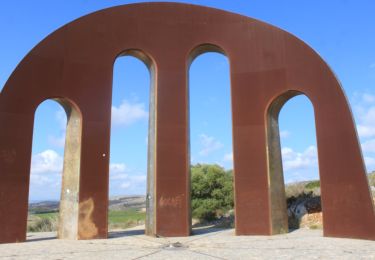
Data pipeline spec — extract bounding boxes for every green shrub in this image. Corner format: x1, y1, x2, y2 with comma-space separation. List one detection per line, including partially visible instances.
368, 172, 375, 187
191, 164, 233, 221
28, 216, 58, 232
285, 182, 306, 198
305, 180, 320, 190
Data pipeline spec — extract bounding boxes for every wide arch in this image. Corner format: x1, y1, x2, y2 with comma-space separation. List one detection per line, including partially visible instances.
0, 3, 373, 243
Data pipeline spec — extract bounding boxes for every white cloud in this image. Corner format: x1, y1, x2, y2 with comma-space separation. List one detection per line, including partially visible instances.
280, 130, 290, 139
30, 150, 63, 190
198, 134, 223, 156
42, 108, 67, 148
31, 149, 63, 174
280, 147, 294, 160
351, 92, 375, 170
119, 175, 146, 190
362, 139, 375, 153
362, 93, 375, 103
111, 173, 128, 180
111, 99, 148, 126
357, 125, 375, 138
108, 162, 146, 192
285, 171, 308, 184
55, 108, 67, 130
110, 163, 127, 173
48, 134, 66, 148
361, 107, 375, 125
120, 182, 131, 189
223, 152, 233, 162
130, 175, 147, 183
109, 163, 129, 181
353, 93, 375, 138
281, 146, 318, 171
281, 146, 319, 183
30, 174, 56, 186
364, 156, 375, 169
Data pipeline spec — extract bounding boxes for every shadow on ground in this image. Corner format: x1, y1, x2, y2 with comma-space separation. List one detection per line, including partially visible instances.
108, 229, 145, 238
191, 226, 229, 236
27, 234, 56, 243
108, 225, 228, 239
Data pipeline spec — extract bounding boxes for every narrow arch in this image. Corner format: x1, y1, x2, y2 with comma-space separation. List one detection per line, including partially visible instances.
110, 49, 156, 236
30, 97, 82, 240
188, 44, 227, 68
117, 49, 156, 72
266, 90, 321, 234
188, 44, 233, 232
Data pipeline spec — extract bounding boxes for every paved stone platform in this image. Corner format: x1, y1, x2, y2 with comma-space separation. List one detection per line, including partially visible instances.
0, 226, 374, 259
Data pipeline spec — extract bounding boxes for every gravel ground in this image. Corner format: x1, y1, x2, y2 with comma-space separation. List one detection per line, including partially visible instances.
0, 226, 374, 259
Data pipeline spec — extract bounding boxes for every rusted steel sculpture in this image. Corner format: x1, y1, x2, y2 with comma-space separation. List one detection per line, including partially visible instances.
0, 3, 374, 243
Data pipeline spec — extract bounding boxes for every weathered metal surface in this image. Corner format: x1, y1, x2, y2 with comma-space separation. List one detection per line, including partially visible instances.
0, 3, 374, 243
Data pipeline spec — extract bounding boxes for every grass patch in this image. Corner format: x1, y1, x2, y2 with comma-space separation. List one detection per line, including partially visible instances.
33, 212, 58, 219
309, 224, 321, 230
28, 214, 58, 232
108, 209, 145, 224
108, 209, 145, 230
28, 209, 146, 232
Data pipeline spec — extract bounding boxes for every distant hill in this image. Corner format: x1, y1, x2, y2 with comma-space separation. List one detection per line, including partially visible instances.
108, 195, 146, 211
29, 172, 375, 215
29, 195, 146, 214
28, 201, 60, 214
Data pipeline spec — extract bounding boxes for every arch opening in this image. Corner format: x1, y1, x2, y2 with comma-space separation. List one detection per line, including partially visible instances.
28, 98, 82, 240
109, 51, 155, 236
188, 46, 234, 233
266, 91, 321, 234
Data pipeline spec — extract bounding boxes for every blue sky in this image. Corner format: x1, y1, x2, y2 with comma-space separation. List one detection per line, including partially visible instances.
1, 1, 375, 200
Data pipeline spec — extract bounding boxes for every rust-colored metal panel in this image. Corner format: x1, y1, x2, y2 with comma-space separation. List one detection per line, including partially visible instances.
0, 3, 374, 243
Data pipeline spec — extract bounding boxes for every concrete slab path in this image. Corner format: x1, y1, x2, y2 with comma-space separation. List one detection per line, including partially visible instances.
0, 226, 374, 259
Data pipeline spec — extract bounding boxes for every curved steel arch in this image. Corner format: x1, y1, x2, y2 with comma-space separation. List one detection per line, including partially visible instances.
0, 2, 374, 243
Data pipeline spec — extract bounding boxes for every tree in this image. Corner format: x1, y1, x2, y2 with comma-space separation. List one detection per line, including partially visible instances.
191, 164, 234, 221
368, 171, 375, 187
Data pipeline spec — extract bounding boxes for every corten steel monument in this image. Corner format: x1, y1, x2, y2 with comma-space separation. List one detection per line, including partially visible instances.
0, 3, 374, 243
